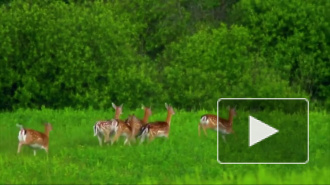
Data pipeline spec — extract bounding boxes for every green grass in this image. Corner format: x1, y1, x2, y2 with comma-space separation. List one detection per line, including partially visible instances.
0, 108, 329, 184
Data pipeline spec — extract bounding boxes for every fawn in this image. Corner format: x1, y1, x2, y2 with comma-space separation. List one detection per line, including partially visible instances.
139, 103, 175, 144
125, 104, 152, 142
16, 123, 52, 156
198, 106, 237, 143
93, 102, 123, 146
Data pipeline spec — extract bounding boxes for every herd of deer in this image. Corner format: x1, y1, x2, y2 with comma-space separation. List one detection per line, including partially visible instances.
15, 103, 237, 156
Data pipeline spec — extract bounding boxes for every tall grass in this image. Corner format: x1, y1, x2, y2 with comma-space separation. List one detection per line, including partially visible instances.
0, 108, 328, 184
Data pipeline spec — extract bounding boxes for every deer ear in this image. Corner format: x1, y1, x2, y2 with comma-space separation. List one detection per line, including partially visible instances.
165, 103, 168, 109
120, 104, 123, 108
141, 104, 145, 109
112, 102, 116, 109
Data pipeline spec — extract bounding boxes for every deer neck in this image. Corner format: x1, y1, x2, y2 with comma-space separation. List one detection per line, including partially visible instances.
115, 111, 120, 120
166, 112, 173, 126
142, 112, 150, 124
45, 128, 50, 137
228, 111, 234, 125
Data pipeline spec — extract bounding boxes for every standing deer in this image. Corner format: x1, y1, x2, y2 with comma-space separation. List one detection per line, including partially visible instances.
16, 123, 52, 156
198, 106, 237, 143
139, 103, 175, 144
93, 102, 123, 146
125, 104, 152, 142
110, 118, 133, 146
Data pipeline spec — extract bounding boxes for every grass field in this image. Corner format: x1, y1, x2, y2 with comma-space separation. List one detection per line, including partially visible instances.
0, 108, 329, 184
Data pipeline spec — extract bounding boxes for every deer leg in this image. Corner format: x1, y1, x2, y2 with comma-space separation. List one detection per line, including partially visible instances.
131, 136, 137, 143
45, 147, 49, 160
222, 135, 227, 143
33, 150, 37, 156
97, 135, 103, 146
109, 131, 115, 143
139, 133, 146, 145
198, 123, 201, 137
124, 137, 131, 146
111, 130, 122, 145
104, 131, 111, 144
131, 129, 136, 138
130, 132, 136, 143
148, 134, 155, 143
202, 125, 208, 137
45, 147, 48, 154
17, 143, 23, 154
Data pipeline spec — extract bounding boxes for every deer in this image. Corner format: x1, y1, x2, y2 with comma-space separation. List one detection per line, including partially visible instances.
139, 103, 175, 144
125, 104, 152, 142
16, 123, 52, 156
109, 118, 133, 146
93, 102, 123, 146
198, 106, 237, 143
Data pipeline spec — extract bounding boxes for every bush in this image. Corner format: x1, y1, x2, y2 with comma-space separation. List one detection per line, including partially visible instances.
0, 0, 160, 110
229, 0, 330, 103
160, 24, 305, 110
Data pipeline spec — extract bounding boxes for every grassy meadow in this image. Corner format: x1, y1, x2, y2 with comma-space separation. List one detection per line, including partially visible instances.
0, 108, 329, 184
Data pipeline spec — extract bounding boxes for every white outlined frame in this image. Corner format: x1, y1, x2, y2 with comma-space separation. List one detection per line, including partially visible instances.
217, 98, 309, 164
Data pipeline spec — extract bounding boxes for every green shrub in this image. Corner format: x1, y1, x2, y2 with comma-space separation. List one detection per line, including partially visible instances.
0, 0, 159, 110
229, 0, 330, 103
160, 24, 305, 110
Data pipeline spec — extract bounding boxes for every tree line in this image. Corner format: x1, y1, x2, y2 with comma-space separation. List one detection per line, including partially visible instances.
0, 0, 329, 111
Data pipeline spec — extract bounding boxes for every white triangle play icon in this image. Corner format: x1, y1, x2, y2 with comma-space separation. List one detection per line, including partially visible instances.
249, 116, 279, 147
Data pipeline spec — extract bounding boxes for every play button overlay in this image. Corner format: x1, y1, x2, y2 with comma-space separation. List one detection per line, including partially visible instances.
217, 98, 309, 164
249, 116, 279, 147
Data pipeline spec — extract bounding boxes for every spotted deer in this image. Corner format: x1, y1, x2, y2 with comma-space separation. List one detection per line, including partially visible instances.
93, 102, 123, 146
139, 103, 175, 144
198, 106, 237, 143
110, 118, 133, 145
16, 123, 52, 156
125, 105, 152, 142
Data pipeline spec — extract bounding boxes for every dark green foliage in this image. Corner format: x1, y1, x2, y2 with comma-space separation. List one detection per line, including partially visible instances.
110, 0, 191, 58
0, 0, 159, 110
0, 0, 328, 111
161, 25, 304, 110
230, 0, 330, 105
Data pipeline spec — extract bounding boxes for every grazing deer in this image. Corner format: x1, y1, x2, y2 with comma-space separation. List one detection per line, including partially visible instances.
198, 106, 237, 143
125, 105, 152, 141
93, 102, 123, 146
139, 103, 175, 144
16, 123, 52, 156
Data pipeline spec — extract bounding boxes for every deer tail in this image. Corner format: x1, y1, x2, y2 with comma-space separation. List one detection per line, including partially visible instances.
138, 124, 149, 137
93, 122, 99, 136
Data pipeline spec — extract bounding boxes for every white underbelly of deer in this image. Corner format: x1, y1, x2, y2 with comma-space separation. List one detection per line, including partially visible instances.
215, 122, 230, 134
29, 143, 45, 149
215, 127, 230, 134
156, 130, 167, 137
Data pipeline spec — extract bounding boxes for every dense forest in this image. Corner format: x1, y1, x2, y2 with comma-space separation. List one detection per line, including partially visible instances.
0, 0, 329, 111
